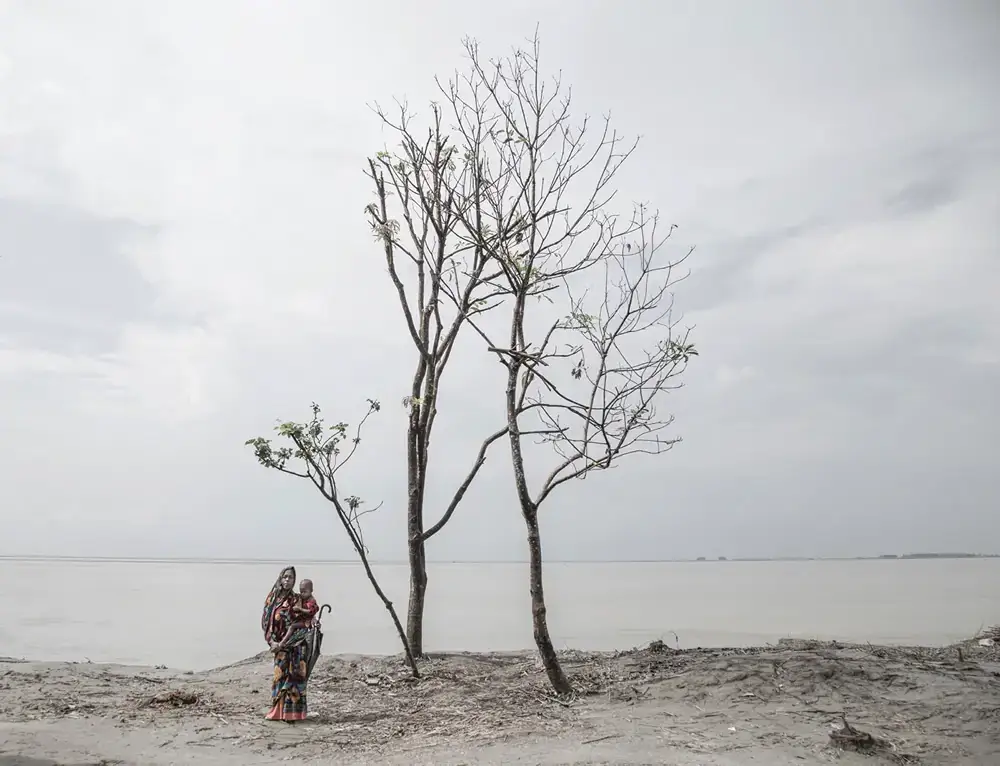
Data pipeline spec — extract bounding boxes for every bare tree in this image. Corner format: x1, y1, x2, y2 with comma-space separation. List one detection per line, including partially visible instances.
364, 103, 512, 656
436, 36, 697, 694
246, 400, 420, 677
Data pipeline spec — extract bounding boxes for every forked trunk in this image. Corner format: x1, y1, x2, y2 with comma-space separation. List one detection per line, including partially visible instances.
524, 509, 572, 694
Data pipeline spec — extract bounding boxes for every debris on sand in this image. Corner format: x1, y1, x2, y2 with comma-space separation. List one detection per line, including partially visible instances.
829, 716, 919, 763
2, 636, 998, 763
829, 716, 881, 751
139, 689, 198, 708
974, 625, 999, 648
646, 639, 669, 653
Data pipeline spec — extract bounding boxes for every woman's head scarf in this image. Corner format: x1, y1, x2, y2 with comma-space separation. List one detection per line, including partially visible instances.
262, 565, 296, 641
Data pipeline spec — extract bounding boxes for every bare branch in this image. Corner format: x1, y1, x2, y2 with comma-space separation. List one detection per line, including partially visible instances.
526, 206, 696, 507
423, 426, 508, 541
366, 95, 512, 549
433, 36, 697, 514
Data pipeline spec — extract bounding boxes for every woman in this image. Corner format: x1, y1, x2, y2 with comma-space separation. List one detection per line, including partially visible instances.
261, 565, 314, 722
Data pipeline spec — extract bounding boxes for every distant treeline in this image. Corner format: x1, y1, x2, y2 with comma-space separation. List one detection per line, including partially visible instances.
694, 553, 998, 562
876, 552, 997, 559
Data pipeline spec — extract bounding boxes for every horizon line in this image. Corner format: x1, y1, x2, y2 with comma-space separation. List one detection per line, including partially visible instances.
0, 553, 997, 565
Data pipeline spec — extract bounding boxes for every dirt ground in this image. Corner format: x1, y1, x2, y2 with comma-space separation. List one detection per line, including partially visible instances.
1, 630, 998, 765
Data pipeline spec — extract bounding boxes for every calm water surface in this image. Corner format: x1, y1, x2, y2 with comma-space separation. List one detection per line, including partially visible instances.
2, 558, 997, 670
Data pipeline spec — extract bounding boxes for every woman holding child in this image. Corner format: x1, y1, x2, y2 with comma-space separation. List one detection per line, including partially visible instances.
261, 565, 320, 722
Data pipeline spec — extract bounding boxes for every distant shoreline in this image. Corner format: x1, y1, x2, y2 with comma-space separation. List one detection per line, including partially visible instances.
0, 553, 997, 565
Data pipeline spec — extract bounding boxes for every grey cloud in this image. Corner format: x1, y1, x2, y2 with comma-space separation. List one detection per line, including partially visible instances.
685, 131, 999, 316
883, 176, 958, 218
0, 198, 156, 355
683, 223, 814, 312
739, 298, 998, 431
881, 135, 997, 218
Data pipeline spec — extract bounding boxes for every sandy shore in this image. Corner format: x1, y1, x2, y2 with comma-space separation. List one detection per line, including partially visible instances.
1, 631, 998, 765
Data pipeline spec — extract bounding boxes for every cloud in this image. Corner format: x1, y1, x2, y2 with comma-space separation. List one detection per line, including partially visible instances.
714, 365, 757, 391
0, 198, 157, 350
0, 0, 997, 562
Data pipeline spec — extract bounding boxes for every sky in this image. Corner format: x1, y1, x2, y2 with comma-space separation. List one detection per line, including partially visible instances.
0, 0, 997, 562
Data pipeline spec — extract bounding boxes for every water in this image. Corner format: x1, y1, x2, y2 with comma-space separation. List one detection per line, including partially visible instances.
2, 558, 997, 671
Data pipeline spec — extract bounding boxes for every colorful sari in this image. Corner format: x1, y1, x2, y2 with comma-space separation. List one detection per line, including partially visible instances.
262, 566, 313, 722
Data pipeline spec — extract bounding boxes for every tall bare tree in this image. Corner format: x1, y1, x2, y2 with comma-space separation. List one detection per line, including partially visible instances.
436, 36, 697, 694
364, 104, 510, 656
246, 400, 420, 677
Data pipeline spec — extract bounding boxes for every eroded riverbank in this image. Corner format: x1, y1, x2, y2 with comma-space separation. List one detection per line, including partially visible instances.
1, 631, 998, 765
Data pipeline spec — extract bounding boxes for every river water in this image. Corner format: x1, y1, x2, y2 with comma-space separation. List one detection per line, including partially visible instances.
2, 557, 997, 670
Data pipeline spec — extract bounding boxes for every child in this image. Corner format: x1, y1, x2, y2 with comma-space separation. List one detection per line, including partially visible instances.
273, 579, 320, 652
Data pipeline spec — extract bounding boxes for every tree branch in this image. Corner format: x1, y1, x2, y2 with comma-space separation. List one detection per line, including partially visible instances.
423, 425, 508, 540
428, 35, 697, 516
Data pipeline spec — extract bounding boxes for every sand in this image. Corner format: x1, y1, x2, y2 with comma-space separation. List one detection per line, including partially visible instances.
1, 630, 998, 765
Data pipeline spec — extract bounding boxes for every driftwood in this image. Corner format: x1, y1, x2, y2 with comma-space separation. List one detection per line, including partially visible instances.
139, 689, 198, 708
829, 716, 918, 763
829, 716, 881, 752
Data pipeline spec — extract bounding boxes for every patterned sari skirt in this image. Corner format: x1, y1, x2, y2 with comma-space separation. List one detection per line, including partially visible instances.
266, 632, 311, 721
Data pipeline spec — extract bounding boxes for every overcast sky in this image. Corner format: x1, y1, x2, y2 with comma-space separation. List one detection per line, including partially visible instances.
0, 0, 997, 562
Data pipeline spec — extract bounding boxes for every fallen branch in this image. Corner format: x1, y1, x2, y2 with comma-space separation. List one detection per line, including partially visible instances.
140, 689, 198, 708
828, 716, 918, 763
829, 716, 880, 751
581, 733, 621, 745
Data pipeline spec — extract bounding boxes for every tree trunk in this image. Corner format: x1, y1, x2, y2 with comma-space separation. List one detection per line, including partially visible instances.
405, 515, 428, 656
503, 292, 571, 695
404, 403, 428, 656
524, 509, 572, 694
